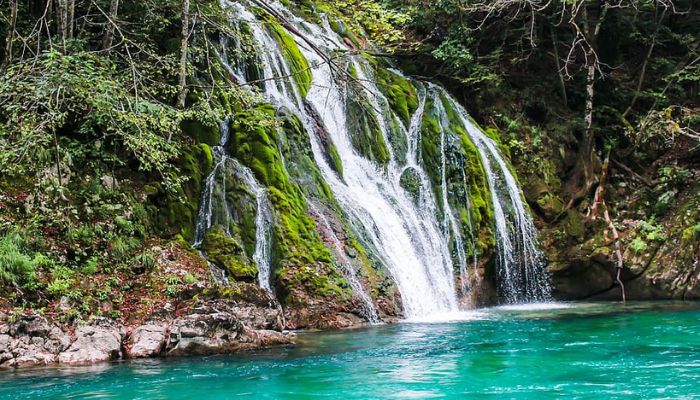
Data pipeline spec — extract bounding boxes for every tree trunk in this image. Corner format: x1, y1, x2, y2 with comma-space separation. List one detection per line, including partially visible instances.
177, 0, 191, 109
566, 2, 610, 206
623, 6, 667, 118
56, 0, 68, 49
550, 26, 567, 107
102, 0, 119, 50
67, 0, 75, 39
2, 0, 18, 68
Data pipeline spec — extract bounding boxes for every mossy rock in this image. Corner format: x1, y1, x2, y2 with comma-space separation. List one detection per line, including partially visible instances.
229, 104, 348, 301
202, 226, 257, 282
536, 193, 565, 221
181, 119, 220, 146
565, 209, 585, 242
346, 88, 391, 166
266, 19, 312, 97
399, 167, 421, 203
327, 16, 362, 48
293, 105, 343, 184
148, 143, 212, 241
375, 66, 419, 127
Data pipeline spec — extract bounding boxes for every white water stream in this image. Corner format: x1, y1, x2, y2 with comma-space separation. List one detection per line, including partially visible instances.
213, 0, 551, 314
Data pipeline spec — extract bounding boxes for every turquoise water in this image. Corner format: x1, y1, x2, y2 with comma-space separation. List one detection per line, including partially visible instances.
2, 302, 700, 399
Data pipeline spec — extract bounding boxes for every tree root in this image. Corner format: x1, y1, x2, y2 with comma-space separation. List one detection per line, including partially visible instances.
589, 150, 627, 302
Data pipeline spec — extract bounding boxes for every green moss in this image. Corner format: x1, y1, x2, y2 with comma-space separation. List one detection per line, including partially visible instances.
199, 143, 214, 171
375, 66, 418, 126
458, 133, 494, 230
328, 144, 344, 179
565, 209, 585, 242
180, 119, 220, 146
419, 100, 442, 189
419, 94, 495, 257
150, 143, 213, 241
202, 226, 257, 281
281, 109, 343, 187
327, 16, 362, 48
266, 20, 312, 97
229, 105, 348, 301
399, 167, 421, 202
346, 89, 391, 166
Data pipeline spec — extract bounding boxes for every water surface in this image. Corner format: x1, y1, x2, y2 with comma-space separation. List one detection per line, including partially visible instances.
2, 302, 699, 399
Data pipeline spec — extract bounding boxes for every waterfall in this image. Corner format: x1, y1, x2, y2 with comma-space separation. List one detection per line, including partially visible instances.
233, 163, 274, 292
193, 119, 233, 247
298, 40, 459, 318
217, 0, 551, 315
436, 100, 469, 294
435, 90, 551, 303
309, 204, 380, 323
192, 119, 274, 292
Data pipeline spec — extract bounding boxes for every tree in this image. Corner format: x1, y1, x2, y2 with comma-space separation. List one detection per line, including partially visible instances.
177, 0, 190, 109
101, 0, 120, 50
2, 0, 18, 68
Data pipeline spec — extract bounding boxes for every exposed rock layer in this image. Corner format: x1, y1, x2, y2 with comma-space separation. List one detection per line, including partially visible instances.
0, 299, 293, 369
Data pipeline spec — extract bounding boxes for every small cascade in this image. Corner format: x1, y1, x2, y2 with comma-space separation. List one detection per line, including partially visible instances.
436, 102, 469, 294
436, 90, 551, 303
192, 119, 274, 292
233, 162, 274, 292
310, 204, 380, 323
194, 119, 233, 247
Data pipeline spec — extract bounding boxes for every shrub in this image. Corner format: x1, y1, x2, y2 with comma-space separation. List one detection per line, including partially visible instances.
0, 231, 35, 287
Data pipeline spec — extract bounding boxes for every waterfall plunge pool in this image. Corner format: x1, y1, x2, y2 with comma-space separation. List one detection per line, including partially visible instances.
2, 301, 699, 398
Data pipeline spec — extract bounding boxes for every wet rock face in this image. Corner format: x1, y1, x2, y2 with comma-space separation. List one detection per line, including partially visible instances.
549, 259, 614, 300
0, 299, 293, 369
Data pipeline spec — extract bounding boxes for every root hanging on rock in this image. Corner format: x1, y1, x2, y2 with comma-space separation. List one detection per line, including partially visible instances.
589, 150, 627, 302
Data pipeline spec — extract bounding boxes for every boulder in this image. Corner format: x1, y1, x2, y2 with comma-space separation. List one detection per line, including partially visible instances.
57, 318, 122, 364
165, 300, 292, 357
128, 324, 168, 358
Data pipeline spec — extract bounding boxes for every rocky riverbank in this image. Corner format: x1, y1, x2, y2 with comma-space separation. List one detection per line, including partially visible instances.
0, 298, 293, 368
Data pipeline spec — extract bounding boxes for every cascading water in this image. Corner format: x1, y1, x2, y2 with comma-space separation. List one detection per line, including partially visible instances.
435, 89, 551, 303
300, 43, 459, 317
218, 0, 551, 315
309, 204, 380, 323
192, 118, 274, 292
223, 1, 459, 317
235, 164, 274, 292
193, 119, 232, 248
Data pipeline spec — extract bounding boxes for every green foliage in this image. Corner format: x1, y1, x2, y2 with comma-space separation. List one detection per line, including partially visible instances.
319, 0, 409, 47
0, 231, 35, 287
654, 166, 691, 215
0, 51, 184, 189
638, 218, 666, 243
183, 273, 198, 284
630, 237, 648, 254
